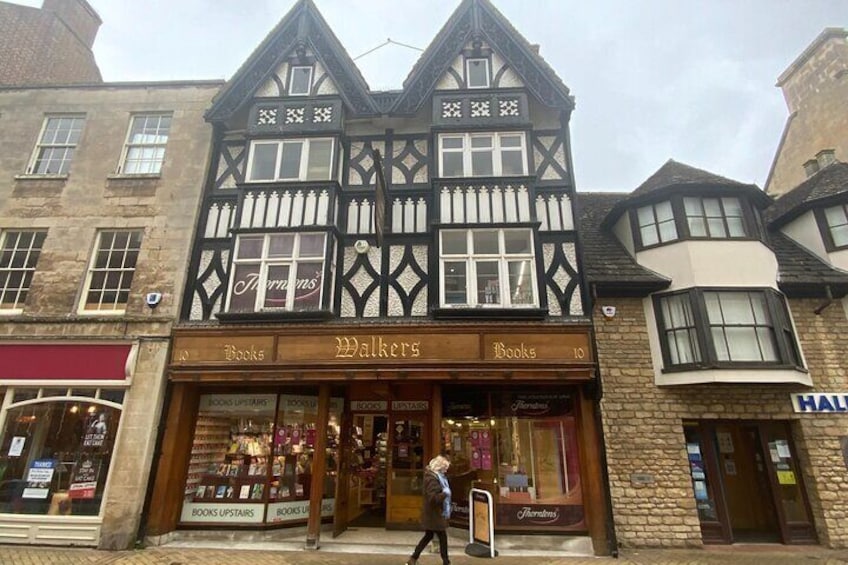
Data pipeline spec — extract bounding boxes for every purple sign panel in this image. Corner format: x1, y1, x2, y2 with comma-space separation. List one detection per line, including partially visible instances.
229, 263, 323, 311
496, 503, 584, 529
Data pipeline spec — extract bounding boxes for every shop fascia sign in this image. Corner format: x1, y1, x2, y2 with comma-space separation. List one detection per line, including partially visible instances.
791, 392, 848, 413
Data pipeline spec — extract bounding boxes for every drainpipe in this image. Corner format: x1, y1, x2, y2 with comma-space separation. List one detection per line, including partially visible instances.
814, 285, 833, 315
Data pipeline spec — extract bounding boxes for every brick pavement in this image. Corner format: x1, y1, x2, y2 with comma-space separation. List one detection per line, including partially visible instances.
1, 545, 848, 565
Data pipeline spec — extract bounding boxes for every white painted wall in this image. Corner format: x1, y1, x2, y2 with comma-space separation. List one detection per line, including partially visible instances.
782, 211, 829, 261
612, 214, 635, 256
828, 248, 848, 271
637, 240, 778, 290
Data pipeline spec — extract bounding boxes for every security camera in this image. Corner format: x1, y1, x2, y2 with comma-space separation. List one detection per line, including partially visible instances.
145, 292, 162, 308
354, 240, 370, 254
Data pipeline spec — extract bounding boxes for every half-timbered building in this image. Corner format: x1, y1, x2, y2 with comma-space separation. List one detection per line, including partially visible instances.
145, 0, 609, 555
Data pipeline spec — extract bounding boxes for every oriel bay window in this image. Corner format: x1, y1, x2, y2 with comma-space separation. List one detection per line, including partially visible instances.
227, 232, 328, 313
247, 138, 334, 182
654, 288, 802, 371
438, 132, 527, 177
439, 228, 537, 308
633, 195, 755, 249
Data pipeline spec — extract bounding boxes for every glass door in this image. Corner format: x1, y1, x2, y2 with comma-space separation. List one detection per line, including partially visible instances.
760, 424, 817, 544
386, 414, 428, 527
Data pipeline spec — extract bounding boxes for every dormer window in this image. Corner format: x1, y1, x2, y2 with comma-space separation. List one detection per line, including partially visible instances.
821, 203, 848, 249
289, 66, 313, 96
632, 195, 756, 249
466, 58, 490, 89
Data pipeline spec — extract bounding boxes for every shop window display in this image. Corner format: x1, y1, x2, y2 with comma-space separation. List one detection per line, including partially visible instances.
442, 390, 584, 531
181, 393, 341, 526
0, 388, 122, 517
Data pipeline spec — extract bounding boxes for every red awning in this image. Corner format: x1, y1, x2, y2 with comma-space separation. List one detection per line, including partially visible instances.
0, 343, 134, 382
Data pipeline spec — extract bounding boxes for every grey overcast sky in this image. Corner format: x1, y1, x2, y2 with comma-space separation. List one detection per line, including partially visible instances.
13, 0, 848, 191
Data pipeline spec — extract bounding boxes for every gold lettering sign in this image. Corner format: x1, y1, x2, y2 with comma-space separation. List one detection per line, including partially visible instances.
277, 334, 480, 363
483, 333, 591, 363
334, 336, 421, 359
171, 336, 274, 365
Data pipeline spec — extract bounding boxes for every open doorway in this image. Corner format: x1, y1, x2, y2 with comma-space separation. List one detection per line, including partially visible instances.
347, 414, 388, 528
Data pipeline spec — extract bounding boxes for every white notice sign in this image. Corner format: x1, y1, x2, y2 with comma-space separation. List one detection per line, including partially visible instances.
180, 502, 265, 524
8, 436, 25, 457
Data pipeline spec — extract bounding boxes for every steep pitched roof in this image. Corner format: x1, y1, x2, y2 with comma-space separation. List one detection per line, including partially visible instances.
767, 161, 848, 228
206, 0, 375, 121
576, 192, 671, 296
770, 231, 848, 296
391, 0, 574, 115
603, 159, 771, 228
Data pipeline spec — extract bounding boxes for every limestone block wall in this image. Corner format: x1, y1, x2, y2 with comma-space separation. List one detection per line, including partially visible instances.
595, 297, 848, 548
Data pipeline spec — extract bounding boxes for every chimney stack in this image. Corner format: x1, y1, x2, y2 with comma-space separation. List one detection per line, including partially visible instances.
42, 0, 102, 49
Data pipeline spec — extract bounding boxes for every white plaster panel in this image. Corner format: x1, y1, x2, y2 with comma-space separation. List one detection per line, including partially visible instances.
411, 245, 428, 316
563, 243, 583, 315
546, 288, 561, 316
782, 212, 829, 261
612, 215, 636, 256
315, 60, 339, 95
497, 66, 524, 88
830, 249, 848, 271
255, 77, 280, 98
436, 55, 464, 90
637, 241, 778, 290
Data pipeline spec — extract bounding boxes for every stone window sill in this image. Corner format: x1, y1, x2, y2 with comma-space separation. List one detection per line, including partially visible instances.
14, 174, 69, 181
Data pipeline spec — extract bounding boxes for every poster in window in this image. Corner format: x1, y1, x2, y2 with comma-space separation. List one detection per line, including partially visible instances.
8, 436, 25, 457
481, 450, 492, 470
716, 432, 734, 454
23, 459, 55, 499
68, 457, 101, 499
83, 412, 109, 448
693, 480, 708, 501
480, 430, 491, 449
293, 263, 323, 310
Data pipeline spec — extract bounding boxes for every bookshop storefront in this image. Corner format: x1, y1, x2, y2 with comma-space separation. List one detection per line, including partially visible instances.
146, 324, 608, 553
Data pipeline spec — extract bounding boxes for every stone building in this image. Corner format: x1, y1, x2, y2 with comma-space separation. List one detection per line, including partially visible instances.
579, 157, 848, 549
0, 0, 102, 86
145, 0, 610, 556
766, 28, 848, 197
0, 80, 221, 548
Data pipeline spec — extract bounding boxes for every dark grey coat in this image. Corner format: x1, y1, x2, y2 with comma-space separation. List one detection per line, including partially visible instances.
420, 469, 449, 531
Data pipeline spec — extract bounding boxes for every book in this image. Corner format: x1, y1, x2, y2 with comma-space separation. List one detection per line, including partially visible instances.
215, 485, 226, 498
195, 485, 207, 498
239, 485, 251, 499
225, 486, 234, 499
250, 483, 264, 499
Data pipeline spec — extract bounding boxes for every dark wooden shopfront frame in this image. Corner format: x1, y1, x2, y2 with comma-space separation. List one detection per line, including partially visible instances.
684, 420, 817, 545
146, 323, 609, 553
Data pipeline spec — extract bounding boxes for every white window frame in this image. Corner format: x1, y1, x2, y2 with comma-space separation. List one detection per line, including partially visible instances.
289, 65, 314, 96
246, 138, 335, 182
0, 230, 47, 315
78, 230, 144, 315
438, 132, 527, 178
27, 115, 85, 175
466, 57, 491, 88
118, 113, 172, 175
226, 232, 326, 312
439, 228, 538, 308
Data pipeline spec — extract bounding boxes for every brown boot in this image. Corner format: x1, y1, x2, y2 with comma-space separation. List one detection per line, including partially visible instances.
405, 558, 418, 565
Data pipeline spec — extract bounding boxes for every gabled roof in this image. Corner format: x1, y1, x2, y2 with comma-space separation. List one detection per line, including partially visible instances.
391, 0, 574, 115
602, 159, 771, 228
767, 161, 848, 228
206, 0, 375, 122
576, 193, 671, 297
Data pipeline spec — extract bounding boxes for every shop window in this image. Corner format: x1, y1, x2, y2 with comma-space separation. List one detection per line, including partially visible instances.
226, 232, 326, 313
439, 228, 537, 308
181, 393, 341, 526
28, 115, 85, 175
118, 114, 171, 175
246, 138, 334, 182
0, 230, 47, 314
0, 388, 124, 517
654, 288, 802, 371
80, 230, 143, 314
438, 132, 526, 178
441, 390, 584, 531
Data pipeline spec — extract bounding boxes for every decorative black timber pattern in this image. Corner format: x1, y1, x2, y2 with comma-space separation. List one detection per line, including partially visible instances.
387, 244, 428, 317
433, 92, 526, 126
543, 242, 583, 317
348, 140, 384, 186
340, 246, 381, 318
248, 99, 342, 134
391, 138, 428, 185
189, 244, 230, 321
215, 141, 246, 189
533, 133, 568, 181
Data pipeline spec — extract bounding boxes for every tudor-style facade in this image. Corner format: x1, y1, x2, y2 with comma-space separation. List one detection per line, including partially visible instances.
580, 159, 848, 549
145, 0, 608, 555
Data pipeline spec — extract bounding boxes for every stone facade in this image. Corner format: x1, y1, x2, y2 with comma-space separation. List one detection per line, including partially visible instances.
766, 28, 848, 196
0, 0, 102, 86
596, 297, 848, 549
0, 82, 220, 548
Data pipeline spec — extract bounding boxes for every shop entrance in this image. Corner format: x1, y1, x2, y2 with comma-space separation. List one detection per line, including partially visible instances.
683, 421, 816, 545
344, 413, 389, 528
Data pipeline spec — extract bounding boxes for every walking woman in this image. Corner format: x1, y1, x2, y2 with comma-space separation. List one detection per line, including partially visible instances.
406, 455, 451, 565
